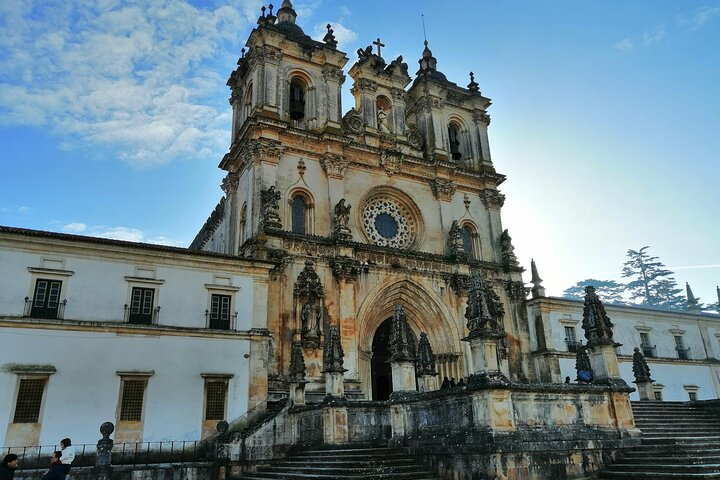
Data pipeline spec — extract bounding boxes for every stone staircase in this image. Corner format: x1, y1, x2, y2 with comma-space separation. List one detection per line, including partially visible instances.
599, 401, 720, 479
238, 446, 441, 479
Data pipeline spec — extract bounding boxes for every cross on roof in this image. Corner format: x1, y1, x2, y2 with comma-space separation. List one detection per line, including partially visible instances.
373, 37, 385, 57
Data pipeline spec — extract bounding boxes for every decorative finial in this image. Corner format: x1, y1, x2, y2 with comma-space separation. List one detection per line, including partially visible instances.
241, 48, 245, 59
463, 193, 470, 210
632, 347, 653, 383
581, 286, 615, 346
269, 4, 274, 15
390, 305, 417, 362
686, 282, 700, 312
530, 259, 546, 298
261, 5, 266, 16
416, 332, 437, 376
323, 23, 338, 48
467, 71, 480, 92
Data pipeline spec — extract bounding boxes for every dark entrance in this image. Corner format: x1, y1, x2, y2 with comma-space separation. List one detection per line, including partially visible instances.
371, 318, 393, 401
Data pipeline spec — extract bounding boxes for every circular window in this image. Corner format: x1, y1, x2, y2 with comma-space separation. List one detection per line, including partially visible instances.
361, 191, 420, 249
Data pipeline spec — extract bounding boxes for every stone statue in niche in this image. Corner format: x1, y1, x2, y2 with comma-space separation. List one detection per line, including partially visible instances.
301, 300, 322, 343
499, 229, 519, 269
260, 186, 282, 231
377, 107, 391, 133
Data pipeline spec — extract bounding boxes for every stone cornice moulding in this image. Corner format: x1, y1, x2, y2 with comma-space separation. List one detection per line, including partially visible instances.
27, 267, 74, 277
204, 283, 241, 292
124, 276, 165, 285
8, 364, 57, 375
116, 370, 155, 377
200, 373, 235, 379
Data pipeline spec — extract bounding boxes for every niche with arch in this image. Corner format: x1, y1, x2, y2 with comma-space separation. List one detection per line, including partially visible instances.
376, 95, 393, 133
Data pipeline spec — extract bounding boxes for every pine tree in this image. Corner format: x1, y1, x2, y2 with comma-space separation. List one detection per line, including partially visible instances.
563, 279, 626, 305
621, 246, 685, 311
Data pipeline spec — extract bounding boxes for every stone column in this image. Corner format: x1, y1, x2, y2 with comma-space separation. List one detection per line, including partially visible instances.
221, 173, 239, 255
388, 305, 417, 393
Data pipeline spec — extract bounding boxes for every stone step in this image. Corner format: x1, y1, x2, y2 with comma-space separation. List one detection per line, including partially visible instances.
604, 463, 720, 473
599, 472, 720, 479
237, 447, 440, 480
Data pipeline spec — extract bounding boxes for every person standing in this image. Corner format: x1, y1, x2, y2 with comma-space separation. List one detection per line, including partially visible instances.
41, 452, 66, 480
0, 454, 19, 480
59, 438, 74, 476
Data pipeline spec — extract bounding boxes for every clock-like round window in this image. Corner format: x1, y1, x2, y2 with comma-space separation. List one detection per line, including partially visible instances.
360, 191, 420, 249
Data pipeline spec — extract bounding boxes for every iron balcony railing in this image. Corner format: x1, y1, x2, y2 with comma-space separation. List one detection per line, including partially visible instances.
1, 440, 207, 471
205, 310, 238, 330
23, 297, 67, 320
641, 345, 657, 358
123, 304, 161, 325
677, 347, 691, 360
565, 340, 582, 353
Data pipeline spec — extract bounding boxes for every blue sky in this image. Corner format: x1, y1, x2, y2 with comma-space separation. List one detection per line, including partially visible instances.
1, 0, 718, 304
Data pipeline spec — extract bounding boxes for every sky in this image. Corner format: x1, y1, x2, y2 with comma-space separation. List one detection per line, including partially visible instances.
0, 0, 718, 305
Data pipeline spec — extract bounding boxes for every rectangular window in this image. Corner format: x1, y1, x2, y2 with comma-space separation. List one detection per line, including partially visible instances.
204, 381, 228, 421
30, 279, 62, 319
128, 287, 155, 324
119, 379, 147, 421
209, 294, 231, 330
564, 326, 579, 352
675, 336, 690, 360
13, 378, 47, 423
639, 332, 655, 357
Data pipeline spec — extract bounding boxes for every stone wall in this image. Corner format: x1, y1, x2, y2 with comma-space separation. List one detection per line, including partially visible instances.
12, 463, 216, 480
230, 382, 639, 480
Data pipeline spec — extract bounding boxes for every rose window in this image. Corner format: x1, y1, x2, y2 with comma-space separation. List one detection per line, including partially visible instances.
361, 197, 417, 249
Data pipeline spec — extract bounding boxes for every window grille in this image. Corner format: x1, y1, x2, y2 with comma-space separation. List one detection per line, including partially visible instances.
205, 382, 228, 421
119, 379, 146, 421
13, 378, 46, 423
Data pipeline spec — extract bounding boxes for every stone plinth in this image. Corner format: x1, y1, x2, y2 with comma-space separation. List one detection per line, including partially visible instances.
417, 374, 437, 393
391, 361, 417, 392
325, 371, 345, 397
290, 382, 306, 406
636, 381, 654, 401
468, 336, 501, 375
589, 343, 623, 384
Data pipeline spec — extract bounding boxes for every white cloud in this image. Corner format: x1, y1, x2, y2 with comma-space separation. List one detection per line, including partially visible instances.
62, 222, 87, 233
642, 28, 666, 46
338, 6, 351, 22
614, 39, 634, 51
0, 0, 257, 168
677, 4, 720, 31
313, 21, 358, 49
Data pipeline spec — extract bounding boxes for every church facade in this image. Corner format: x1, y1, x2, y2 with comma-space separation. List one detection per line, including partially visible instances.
191, 0, 530, 403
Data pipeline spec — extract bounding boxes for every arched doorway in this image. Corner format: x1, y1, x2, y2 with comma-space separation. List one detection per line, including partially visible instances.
371, 318, 393, 400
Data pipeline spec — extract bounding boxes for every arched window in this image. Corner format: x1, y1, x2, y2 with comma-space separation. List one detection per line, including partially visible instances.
448, 122, 462, 160
291, 195, 308, 234
289, 78, 306, 121
461, 224, 477, 259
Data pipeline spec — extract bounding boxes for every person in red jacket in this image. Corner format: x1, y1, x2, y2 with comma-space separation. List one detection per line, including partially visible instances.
41, 451, 66, 480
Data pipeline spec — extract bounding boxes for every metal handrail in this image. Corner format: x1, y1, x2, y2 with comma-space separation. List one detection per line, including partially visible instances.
23, 297, 67, 319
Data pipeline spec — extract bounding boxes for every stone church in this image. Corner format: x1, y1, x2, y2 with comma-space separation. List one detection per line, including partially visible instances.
191, 0, 529, 402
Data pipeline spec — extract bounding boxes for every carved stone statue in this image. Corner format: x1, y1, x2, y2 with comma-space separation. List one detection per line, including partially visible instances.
356, 45, 373, 63
464, 273, 505, 339
386, 55, 409, 77
447, 220, 465, 259
377, 107, 391, 133
632, 347, 653, 383
294, 261, 325, 347
301, 300, 322, 341
333, 199, 352, 241
499, 229, 519, 269
260, 186, 282, 231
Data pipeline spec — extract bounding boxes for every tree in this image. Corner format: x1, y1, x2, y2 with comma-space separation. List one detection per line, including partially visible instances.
563, 279, 626, 305
621, 246, 685, 311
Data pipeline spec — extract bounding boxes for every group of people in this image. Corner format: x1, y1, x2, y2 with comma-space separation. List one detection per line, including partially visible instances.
440, 376, 467, 389
1, 438, 74, 480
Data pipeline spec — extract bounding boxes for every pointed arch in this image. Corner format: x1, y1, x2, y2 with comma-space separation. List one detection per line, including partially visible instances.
356, 278, 462, 355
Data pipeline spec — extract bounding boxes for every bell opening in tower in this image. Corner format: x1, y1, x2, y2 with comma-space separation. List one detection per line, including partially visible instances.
289, 78, 306, 121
